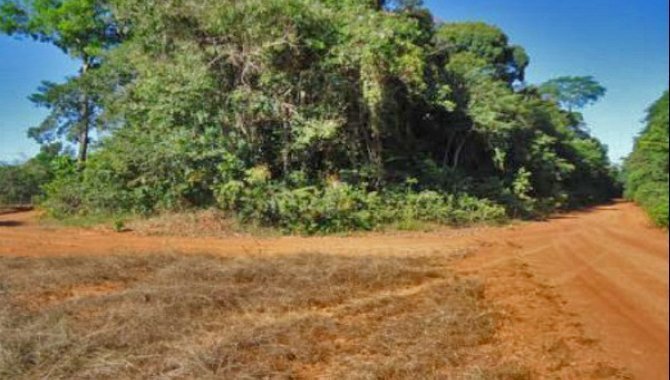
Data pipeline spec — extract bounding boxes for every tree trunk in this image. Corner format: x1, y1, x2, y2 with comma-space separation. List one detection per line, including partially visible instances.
442, 131, 455, 167
77, 60, 91, 165
451, 132, 469, 170
281, 116, 291, 176
361, 66, 385, 188
368, 106, 384, 187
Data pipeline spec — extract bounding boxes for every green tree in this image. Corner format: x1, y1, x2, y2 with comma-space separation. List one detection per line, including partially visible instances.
0, 143, 61, 205
539, 76, 606, 112
27, 73, 108, 159
624, 90, 669, 226
11, 0, 618, 231
0, 0, 119, 163
432, 22, 529, 173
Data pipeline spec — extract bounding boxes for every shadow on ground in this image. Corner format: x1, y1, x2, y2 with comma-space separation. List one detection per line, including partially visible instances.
0, 220, 23, 227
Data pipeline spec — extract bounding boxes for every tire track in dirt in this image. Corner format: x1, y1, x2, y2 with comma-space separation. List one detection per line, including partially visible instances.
0, 201, 667, 378
456, 202, 668, 379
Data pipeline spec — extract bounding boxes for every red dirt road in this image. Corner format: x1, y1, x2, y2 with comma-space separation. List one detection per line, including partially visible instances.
0, 201, 668, 378
456, 203, 669, 379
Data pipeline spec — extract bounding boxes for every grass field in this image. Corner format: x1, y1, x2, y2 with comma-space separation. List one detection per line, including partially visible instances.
0, 252, 530, 379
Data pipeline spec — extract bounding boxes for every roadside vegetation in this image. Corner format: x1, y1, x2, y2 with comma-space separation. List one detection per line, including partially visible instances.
0, 143, 60, 207
623, 90, 669, 227
0, 0, 619, 233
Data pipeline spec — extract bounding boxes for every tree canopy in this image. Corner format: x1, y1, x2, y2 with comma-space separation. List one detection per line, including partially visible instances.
0, 0, 119, 58
1, 0, 120, 163
0, 0, 620, 232
539, 76, 606, 111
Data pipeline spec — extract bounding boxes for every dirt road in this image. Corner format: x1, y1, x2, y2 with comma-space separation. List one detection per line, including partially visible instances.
456, 203, 669, 379
0, 201, 667, 378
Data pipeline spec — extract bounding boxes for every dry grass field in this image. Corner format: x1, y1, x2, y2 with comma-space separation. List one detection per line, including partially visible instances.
0, 202, 666, 379
0, 252, 527, 379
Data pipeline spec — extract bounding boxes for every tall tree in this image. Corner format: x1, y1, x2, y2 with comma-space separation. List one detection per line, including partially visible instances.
0, 0, 119, 163
539, 76, 606, 112
433, 22, 530, 171
27, 74, 106, 158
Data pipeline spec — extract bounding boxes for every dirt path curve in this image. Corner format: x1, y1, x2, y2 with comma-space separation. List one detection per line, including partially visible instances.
455, 202, 669, 379
0, 201, 667, 378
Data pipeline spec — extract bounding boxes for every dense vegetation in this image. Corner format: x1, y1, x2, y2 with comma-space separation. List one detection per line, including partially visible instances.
0, 144, 60, 206
623, 91, 669, 227
0, 0, 620, 233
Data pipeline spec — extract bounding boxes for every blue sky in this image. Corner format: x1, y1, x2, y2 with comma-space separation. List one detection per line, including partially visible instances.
0, 37, 79, 162
1, 0, 668, 163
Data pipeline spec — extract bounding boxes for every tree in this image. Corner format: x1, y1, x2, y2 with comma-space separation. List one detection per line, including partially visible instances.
27, 74, 106, 159
0, 0, 119, 163
0, 142, 61, 205
12, 0, 617, 228
624, 90, 669, 226
435, 22, 529, 84
539, 76, 606, 111
432, 23, 530, 172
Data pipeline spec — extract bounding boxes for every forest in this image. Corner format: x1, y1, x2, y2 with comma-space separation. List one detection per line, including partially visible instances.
623, 91, 669, 227
0, 0, 631, 233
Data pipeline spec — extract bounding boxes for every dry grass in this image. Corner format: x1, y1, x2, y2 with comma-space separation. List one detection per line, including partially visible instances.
0, 251, 523, 379
124, 208, 247, 237
123, 208, 286, 238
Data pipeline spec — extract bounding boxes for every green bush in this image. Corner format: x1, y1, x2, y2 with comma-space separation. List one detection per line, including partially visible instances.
0, 164, 40, 206
628, 182, 669, 227
41, 156, 86, 217
215, 167, 506, 234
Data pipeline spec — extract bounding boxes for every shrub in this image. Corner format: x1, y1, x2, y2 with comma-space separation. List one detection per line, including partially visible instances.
41, 157, 84, 217
628, 182, 669, 227
214, 168, 506, 234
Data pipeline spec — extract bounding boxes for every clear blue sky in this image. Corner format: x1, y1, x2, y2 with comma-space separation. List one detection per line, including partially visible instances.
0, 37, 79, 162
1, 0, 668, 163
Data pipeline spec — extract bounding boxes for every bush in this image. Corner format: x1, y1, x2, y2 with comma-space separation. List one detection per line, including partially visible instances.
41, 128, 234, 218
628, 182, 669, 227
40, 156, 86, 217
215, 168, 506, 234
0, 164, 40, 206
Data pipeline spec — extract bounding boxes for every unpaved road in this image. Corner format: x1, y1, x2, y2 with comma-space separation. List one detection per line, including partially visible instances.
0, 201, 667, 379
456, 202, 669, 379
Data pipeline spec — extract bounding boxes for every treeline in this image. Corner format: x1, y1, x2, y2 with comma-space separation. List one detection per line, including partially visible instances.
0, 0, 620, 233
623, 91, 669, 227
0, 144, 59, 206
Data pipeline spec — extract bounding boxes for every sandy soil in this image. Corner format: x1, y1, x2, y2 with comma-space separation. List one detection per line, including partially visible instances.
0, 201, 667, 379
